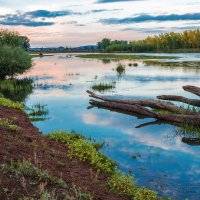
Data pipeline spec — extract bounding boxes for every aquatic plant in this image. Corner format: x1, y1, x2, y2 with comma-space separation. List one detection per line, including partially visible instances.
116, 63, 125, 77
91, 81, 116, 92
27, 103, 49, 122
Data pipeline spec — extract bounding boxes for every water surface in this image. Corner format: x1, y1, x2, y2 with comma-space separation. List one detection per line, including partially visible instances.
22, 53, 200, 200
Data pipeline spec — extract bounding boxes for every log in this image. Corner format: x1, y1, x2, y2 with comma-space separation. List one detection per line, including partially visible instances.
183, 85, 200, 97
157, 95, 200, 107
90, 99, 200, 125
182, 137, 200, 146
87, 90, 198, 115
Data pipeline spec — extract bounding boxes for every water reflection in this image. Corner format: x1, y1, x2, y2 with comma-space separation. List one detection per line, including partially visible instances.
21, 53, 200, 200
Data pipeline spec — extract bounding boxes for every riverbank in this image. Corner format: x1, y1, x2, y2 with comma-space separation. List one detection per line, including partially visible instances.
0, 98, 162, 200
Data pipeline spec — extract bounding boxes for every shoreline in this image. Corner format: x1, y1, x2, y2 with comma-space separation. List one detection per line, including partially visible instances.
0, 98, 162, 200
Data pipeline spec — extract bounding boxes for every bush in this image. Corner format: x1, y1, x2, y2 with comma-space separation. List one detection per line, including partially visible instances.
48, 131, 117, 174
107, 171, 136, 196
134, 188, 159, 200
0, 45, 32, 79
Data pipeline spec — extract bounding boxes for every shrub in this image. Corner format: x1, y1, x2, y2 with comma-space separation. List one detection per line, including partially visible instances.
134, 188, 159, 200
48, 131, 117, 174
0, 45, 32, 79
107, 171, 136, 196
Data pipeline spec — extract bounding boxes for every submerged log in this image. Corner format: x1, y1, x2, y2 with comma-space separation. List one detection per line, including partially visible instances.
90, 99, 200, 125
157, 95, 200, 107
183, 85, 200, 97
182, 137, 200, 146
87, 90, 198, 115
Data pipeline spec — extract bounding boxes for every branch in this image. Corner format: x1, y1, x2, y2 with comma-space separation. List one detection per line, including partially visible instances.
183, 85, 200, 97
157, 95, 200, 107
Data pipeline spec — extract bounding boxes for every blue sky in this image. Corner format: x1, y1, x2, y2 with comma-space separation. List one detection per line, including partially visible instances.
0, 0, 199, 47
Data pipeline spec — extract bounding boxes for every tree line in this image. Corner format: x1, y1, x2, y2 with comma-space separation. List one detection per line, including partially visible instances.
97, 29, 200, 52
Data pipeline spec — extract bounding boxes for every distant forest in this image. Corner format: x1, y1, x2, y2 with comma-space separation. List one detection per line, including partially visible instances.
97, 29, 200, 52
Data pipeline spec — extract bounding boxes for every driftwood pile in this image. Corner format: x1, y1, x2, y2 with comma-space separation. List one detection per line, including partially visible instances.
87, 85, 200, 126
88, 85, 200, 145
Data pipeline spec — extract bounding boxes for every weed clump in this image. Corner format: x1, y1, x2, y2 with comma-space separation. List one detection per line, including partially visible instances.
48, 131, 117, 174
107, 171, 136, 196
91, 82, 116, 92
0, 97, 24, 110
116, 63, 125, 76
0, 118, 20, 132
0, 159, 68, 189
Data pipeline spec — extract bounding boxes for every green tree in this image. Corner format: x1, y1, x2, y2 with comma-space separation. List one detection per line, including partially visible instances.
97, 38, 111, 51
0, 45, 32, 79
0, 29, 30, 50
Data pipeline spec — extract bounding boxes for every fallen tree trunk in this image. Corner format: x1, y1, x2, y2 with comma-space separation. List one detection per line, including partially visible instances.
183, 85, 200, 97
87, 90, 198, 115
90, 99, 200, 125
157, 95, 200, 107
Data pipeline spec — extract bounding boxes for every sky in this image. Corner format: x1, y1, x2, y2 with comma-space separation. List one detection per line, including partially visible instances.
0, 0, 200, 47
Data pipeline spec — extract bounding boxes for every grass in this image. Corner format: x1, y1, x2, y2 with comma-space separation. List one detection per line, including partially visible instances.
144, 60, 200, 68
0, 118, 20, 132
1, 159, 93, 200
48, 130, 163, 199
48, 131, 117, 174
76, 54, 176, 60
116, 63, 126, 76
0, 159, 69, 189
91, 81, 116, 92
0, 97, 24, 111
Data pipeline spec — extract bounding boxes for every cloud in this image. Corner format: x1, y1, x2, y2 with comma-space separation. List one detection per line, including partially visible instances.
97, 0, 141, 3
101, 13, 200, 24
0, 9, 80, 27
26, 10, 80, 18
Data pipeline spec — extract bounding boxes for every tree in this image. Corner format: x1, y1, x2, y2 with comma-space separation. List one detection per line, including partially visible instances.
97, 38, 111, 50
0, 45, 32, 79
0, 29, 30, 51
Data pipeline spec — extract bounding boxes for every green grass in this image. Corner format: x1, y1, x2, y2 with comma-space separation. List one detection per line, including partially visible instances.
48, 131, 162, 199
76, 54, 176, 60
144, 60, 200, 68
91, 82, 116, 92
0, 97, 24, 111
0, 118, 20, 132
48, 131, 117, 174
1, 159, 93, 200
0, 159, 69, 189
